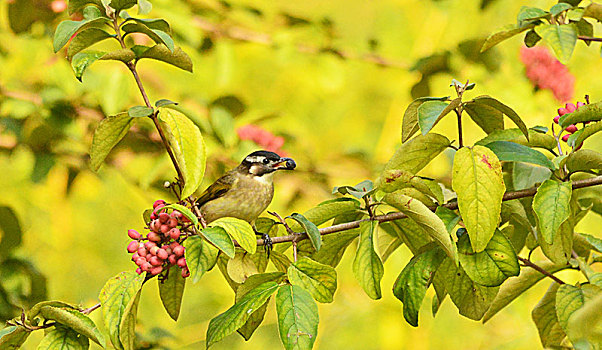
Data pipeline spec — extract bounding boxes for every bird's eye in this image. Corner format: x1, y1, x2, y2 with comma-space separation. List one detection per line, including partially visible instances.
262, 158, 269, 164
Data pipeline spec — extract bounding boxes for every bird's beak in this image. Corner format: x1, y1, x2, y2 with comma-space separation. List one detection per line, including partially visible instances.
273, 157, 296, 170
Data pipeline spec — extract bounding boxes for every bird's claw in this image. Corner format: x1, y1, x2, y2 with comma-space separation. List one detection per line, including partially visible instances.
255, 230, 273, 257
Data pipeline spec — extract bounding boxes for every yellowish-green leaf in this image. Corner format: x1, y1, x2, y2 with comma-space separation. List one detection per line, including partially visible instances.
138, 45, 193, 72
564, 149, 602, 174
559, 101, 602, 127
159, 265, 186, 321
470, 96, 529, 141
384, 133, 451, 174
184, 235, 219, 283
158, 107, 206, 198
227, 251, 259, 284
276, 284, 319, 350
452, 146, 505, 252
532, 283, 566, 348
37, 326, 89, 350
288, 213, 321, 252
39, 306, 105, 347
209, 217, 256, 254
118, 288, 141, 350
288, 198, 360, 232
287, 257, 337, 303
353, 221, 384, 299
533, 180, 572, 244
89, 113, 133, 172
556, 284, 602, 333
0, 326, 30, 349
481, 23, 536, 52
402, 96, 450, 142
535, 24, 578, 64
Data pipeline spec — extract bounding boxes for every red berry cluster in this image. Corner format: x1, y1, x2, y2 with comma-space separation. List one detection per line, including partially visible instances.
126, 200, 190, 278
520, 46, 575, 102
236, 124, 287, 156
554, 102, 586, 142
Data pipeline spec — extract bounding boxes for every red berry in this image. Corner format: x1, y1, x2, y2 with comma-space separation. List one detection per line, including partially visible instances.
136, 257, 147, 266
169, 228, 181, 240
562, 134, 570, 142
142, 262, 152, 272
153, 200, 166, 209
170, 242, 179, 249
150, 266, 163, 275
150, 246, 159, 256
146, 253, 153, 260
565, 103, 576, 112
160, 225, 170, 234
181, 268, 190, 278
157, 249, 168, 260
167, 218, 178, 228
131, 252, 140, 261
144, 241, 155, 250
553, 116, 560, 124
566, 125, 577, 133
127, 241, 138, 253
137, 246, 147, 256
128, 229, 141, 240
150, 212, 157, 220
159, 213, 170, 223
177, 257, 187, 268
147, 232, 161, 242
558, 107, 569, 116
173, 245, 185, 257
135, 268, 143, 275
149, 256, 163, 266
168, 254, 177, 265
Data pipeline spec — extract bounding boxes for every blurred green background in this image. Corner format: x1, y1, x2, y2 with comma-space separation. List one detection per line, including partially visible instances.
1, 0, 601, 348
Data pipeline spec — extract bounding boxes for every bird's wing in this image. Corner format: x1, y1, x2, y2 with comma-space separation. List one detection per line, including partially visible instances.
196, 172, 237, 206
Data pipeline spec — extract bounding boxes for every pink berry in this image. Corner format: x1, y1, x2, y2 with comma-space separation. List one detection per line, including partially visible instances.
167, 218, 178, 228
558, 107, 569, 116
553, 116, 560, 124
150, 220, 160, 232
566, 125, 577, 133
144, 241, 155, 250
577, 102, 586, 108
128, 229, 141, 240
150, 246, 159, 256
150, 212, 157, 220
157, 249, 168, 260
168, 255, 177, 265
150, 266, 163, 275
146, 253, 153, 260
159, 213, 170, 223
165, 247, 172, 255
173, 245, 185, 257
562, 134, 570, 142
172, 211, 182, 219
147, 232, 161, 242
135, 268, 143, 275
169, 228, 181, 240
131, 252, 139, 261
565, 103, 576, 112
160, 225, 169, 234
181, 268, 190, 278
153, 200, 166, 209
149, 256, 163, 266
127, 241, 138, 253
136, 257, 147, 266
170, 242, 179, 249
177, 257, 187, 268
137, 246, 147, 256
142, 262, 152, 272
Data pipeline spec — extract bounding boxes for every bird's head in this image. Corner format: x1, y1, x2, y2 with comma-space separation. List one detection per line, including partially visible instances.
238, 150, 296, 177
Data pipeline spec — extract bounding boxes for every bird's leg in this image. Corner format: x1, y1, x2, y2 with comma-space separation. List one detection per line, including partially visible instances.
254, 227, 272, 257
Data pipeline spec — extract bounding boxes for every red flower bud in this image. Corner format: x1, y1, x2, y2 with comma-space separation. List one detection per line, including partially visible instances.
553, 116, 560, 124
558, 107, 569, 116
565, 103, 576, 112
135, 267, 143, 275
565, 125, 577, 133
127, 241, 138, 253
128, 229, 141, 240
153, 200, 166, 209
562, 134, 570, 142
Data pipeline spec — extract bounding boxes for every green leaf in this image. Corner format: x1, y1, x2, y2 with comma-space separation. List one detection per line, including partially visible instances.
100, 48, 135, 63
158, 107, 206, 198
438, 258, 499, 320
270, 250, 292, 272
297, 229, 359, 268
288, 213, 321, 252
39, 306, 105, 347
512, 162, 552, 190
209, 217, 256, 254
289, 198, 360, 232
567, 292, 602, 346
0, 326, 30, 349
532, 283, 566, 348
137, 0, 152, 14
402, 96, 449, 142
533, 180, 572, 244
457, 229, 520, 287
550, 3, 573, 16
584, 2, 602, 21
567, 121, 602, 148
68, 0, 104, 15
206, 281, 279, 348
98, 271, 144, 350
470, 96, 529, 140
481, 23, 536, 52
435, 206, 461, 233
89, 113, 133, 171
118, 289, 141, 350
535, 24, 578, 64
539, 219, 574, 265
452, 146, 505, 252
155, 99, 178, 108
564, 149, 602, 174
0, 206, 22, 259
463, 100, 504, 134
183, 235, 219, 283
393, 244, 446, 326
71, 51, 107, 81
109, 0, 137, 13
353, 221, 384, 299
484, 141, 554, 169
332, 181, 374, 199
127, 105, 153, 118
384, 193, 458, 262
384, 133, 451, 174
559, 101, 602, 127
524, 29, 542, 47
483, 261, 568, 322
138, 45, 193, 72
163, 203, 198, 226
287, 257, 337, 303
517, 6, 549, 24
37, 326, 89, 350
476, 128, 557, 150
67, 28, 113, 60
53, 9, 109, 53
159, 265, 186, 321
417, 99, 460, 135
201, 227, 235, 259
122, 22, 175, 52
276, 284, 319, 350
556, 284, 601, 333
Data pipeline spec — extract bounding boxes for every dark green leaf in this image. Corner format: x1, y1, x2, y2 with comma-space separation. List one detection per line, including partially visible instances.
206, 282, 279, 348
68, 0, 104, 15
289, 198, 359, 233
201, 226, 235, 259
159, 265, 186, 321
89, 113, 133, 171
100, 48, 135, 63
127, 105, 153, 118
138, 45, 193, 72
393, 244, 446, 326
484, 141, 554, 169
402, 96, 449, 142
53, 7, 108, 52
39, 306, 105, 347
67, 28, 113, 60
0, 206, 22, 259
288, 213, 322, 252
481, 23, 536, 52
332, 181, 374, 199
287, 257, 337, 303
559, 101, 602, 127
535, 24, 578, 64
122, 22, 175, 52
297, 229, 359, 268
532, 283, 566, 348
37, 326, 89, 350
417, 101, 448, 135
512, 162, 552, 190
567, 120, 602, 147
155, 99, 178, 108
550, 3, 573, 16
71, 51, 107, 81
524, 29, 542, 47
183, 235, 219, 283
435, 206, 461, 233
463, 100, 504, 134
476, 128, 557, 150
471, 96, 529, 140
517, 6, 549, 24
353, 221, 384, 299
109, 0, 137, 13
584, 2, 602, 21
276, 284, 319, 350
564, 149, 602, 174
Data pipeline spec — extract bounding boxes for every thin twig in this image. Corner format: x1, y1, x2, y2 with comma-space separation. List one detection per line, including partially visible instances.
255, 175, 602, 246
578, 35, 602, 43
518, 257, 565, 284
81, 303, 101, 315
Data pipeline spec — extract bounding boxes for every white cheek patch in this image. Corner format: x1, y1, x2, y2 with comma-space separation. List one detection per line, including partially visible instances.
250, 164, 262, 175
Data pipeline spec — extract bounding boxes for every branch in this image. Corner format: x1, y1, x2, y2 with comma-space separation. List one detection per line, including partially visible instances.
578, 35, 602, 43
518, 257, 565, 284
256, 175, 602, 246
192, 17, 408, 69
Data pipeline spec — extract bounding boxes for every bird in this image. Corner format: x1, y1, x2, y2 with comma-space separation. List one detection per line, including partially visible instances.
196, 150, 296, 250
